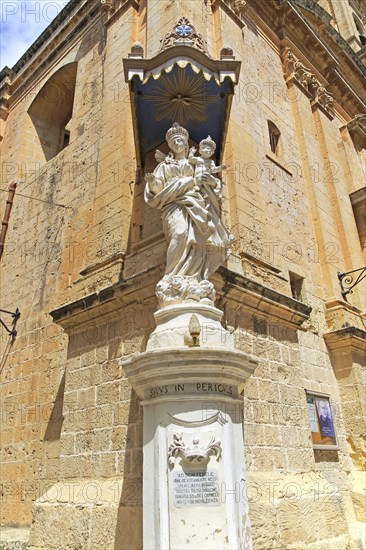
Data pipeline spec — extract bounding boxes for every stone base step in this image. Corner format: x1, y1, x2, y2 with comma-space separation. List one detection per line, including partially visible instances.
0, 527, 30, 550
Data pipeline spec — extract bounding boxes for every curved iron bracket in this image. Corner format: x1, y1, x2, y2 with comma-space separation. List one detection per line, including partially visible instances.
338, 268, 366, 301
0, 308, 20, 338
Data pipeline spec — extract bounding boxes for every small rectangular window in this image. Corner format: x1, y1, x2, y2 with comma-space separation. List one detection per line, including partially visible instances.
289, 272, 305, 302
268, 120, 281, 156
306, 392, 338, 449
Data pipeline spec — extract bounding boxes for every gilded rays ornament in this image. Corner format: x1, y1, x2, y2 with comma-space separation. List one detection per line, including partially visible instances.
144, 68, 216, 124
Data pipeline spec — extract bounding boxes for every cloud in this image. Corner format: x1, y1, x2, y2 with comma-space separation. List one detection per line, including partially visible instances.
0, 1, 71, 70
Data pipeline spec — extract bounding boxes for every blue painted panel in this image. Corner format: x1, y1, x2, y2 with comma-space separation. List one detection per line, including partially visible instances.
131, 64, 233, 163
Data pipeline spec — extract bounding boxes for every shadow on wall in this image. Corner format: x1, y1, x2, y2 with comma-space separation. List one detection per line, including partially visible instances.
27, 63, 78, 163
114, 389, 143, 550
43, 371, 65, 441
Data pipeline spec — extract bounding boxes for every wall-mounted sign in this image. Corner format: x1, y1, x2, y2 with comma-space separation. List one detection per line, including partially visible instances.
306, 392, 338, 449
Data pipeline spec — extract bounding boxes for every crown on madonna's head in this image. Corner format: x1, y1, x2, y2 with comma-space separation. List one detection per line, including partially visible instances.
166, 122, 189, 144
199, 135, 216, 150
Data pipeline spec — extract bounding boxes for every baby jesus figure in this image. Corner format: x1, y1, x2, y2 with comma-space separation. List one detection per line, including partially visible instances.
188, 136, 226, 205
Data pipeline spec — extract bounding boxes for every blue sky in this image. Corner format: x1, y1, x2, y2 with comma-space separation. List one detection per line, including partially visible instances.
0, 1, 71, 70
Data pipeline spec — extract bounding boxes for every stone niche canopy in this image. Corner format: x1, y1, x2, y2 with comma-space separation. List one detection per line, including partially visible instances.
123, 19, 241, 166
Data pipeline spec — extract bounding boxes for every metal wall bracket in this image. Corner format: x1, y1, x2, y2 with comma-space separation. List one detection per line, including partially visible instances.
338, 267, 366, 301
0, 308, 20, 337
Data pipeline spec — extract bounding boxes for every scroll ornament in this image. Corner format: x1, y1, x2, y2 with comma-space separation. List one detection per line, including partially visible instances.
282, 47, 334, 118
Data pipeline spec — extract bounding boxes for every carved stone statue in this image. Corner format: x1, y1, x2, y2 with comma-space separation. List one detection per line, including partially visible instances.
144, 123, 233, 307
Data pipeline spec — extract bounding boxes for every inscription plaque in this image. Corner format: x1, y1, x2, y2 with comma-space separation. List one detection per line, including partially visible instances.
173, 470, 220, 508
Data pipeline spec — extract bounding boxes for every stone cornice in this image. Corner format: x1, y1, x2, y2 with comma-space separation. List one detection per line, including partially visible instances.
350, 186, 366, 206
122, 46, 242, 84
245, 0, 366, 118
50, 265, 311, 332
5, 0, 99, 107
212, 0, 247, 29
324, 327, 366, 355
122, 347, 258, 401
50, 266, 161, 330
0, 70, 13, 122
286, 0, 366, 76
346, 115, 366, 150
214, 267, 312, 330
325, 298, 365, 333
11, 0, 82, 73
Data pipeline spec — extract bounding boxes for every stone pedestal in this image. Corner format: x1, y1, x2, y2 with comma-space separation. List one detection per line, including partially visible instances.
123, 302, 257, 550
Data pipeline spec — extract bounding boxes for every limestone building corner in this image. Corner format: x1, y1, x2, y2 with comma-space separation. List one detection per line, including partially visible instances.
0, 0, 365, 549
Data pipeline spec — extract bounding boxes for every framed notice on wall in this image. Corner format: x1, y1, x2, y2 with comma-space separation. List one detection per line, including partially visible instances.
306, 392, 338, 449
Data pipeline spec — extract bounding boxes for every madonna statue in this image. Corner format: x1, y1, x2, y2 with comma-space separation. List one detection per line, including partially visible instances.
144, 122, 233, 306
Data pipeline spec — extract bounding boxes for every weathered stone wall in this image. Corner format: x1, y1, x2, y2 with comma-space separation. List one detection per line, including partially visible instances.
0, 0, 136, 527
0, 0, 364, 548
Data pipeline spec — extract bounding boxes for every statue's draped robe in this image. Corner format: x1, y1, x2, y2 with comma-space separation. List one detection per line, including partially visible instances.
145, 157, 232, 280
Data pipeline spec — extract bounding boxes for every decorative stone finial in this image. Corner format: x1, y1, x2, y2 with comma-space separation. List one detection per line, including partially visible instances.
184, 314, 201, 347
220, 47, 235, 60
128, 41, 144, 59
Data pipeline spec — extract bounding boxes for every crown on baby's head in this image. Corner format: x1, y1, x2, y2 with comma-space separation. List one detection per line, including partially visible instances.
166, 122, 189, 144
199, 135, 216, 150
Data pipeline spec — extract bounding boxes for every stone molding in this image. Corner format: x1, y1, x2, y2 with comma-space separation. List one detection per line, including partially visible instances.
50, 266, 160, 330
123, 46, 241, 84
248, 0, 365, 117
214, 266, 312, 330
325, 298, 365, 332
103, 0, 139, 28
282, 47, 334, 118
122, 345, 258, 401
0, 70, 12, 123
212, 0, 247, 28
349, 186, 366, 207
100, 0, 116, 9
346, 114, 366, 150
5, 0, 99, 107
324, 326, 366, 355
50, 265, 312, 332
